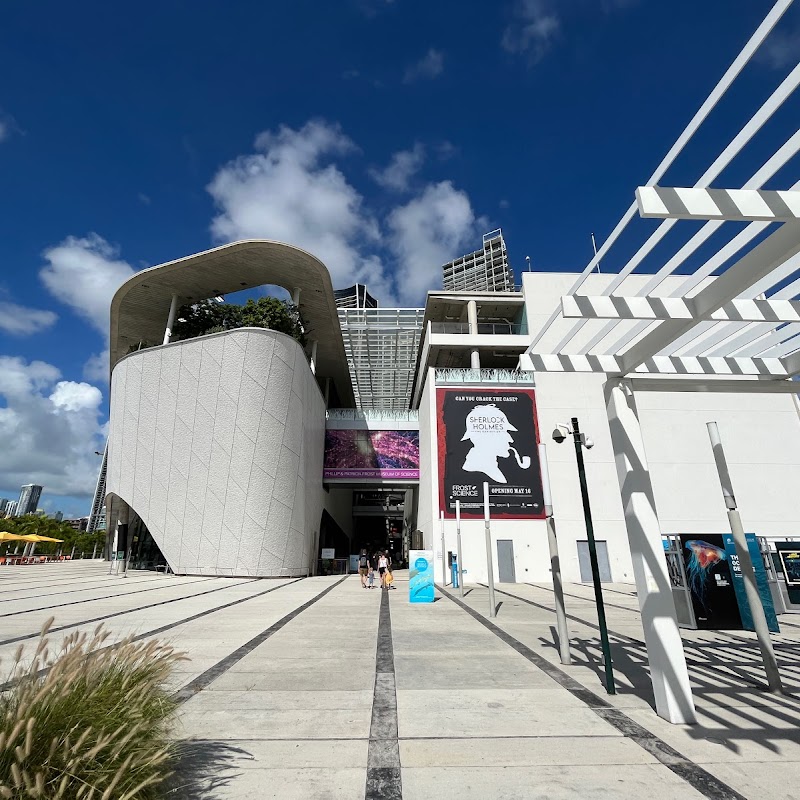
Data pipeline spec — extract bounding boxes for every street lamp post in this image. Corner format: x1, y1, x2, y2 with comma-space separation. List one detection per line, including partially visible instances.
554, 418, 615, 694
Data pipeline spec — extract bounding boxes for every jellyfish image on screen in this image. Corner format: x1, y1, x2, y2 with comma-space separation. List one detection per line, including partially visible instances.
684, 539, 727, 608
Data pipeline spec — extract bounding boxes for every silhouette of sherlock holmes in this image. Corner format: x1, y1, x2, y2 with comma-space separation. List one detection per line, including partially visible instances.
461, 404, 531, 484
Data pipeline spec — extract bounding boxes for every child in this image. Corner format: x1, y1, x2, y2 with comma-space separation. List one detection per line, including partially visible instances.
367, 567, 375, 589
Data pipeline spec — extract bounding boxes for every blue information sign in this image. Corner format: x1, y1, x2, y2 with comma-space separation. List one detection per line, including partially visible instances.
723, 534, 780, 633
409, 549, 434, 604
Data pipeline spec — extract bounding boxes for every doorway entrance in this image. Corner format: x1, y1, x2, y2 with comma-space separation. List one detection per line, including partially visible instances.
497, 540, 516, 583
577, 540, 612, 582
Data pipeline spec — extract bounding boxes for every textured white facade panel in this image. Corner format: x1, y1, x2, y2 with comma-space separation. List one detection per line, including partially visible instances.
107, 328, 326, 577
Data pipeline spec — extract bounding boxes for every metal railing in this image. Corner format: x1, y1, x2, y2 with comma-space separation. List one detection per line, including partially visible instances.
430, 322, 525, 335
435, 368, 535, 385
326, 408, 419, 422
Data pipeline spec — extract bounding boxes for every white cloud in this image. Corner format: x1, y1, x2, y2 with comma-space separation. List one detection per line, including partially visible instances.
759, 29, 800, 70
403, 49, 444, 83
207, 120, 486, 305
50, 381, 103, 412
83, 350, 109, 383
40, 234, 135, 336
502, 0, 560, 62
207, 119, 394, 298
369, 143, 425, 191
0, 357, 105, 499
388, 181, 482, 304
0, 299, 57, 336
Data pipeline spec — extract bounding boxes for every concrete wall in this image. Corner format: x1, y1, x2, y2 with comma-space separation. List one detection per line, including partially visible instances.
107, 327, 326, 577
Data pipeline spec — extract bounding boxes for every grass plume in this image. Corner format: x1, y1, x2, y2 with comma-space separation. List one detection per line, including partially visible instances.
0, 618, 184, 799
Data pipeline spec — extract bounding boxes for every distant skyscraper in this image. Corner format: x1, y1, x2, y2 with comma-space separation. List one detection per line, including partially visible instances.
334, 284, 378, 310
0, 499, 8, 516
4, 501, 17, 518
15, 484, 43, 517
54, 511, 63, 522
442, 229, 515, 293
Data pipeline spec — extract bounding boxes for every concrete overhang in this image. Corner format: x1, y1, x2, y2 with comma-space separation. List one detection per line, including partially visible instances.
109, 239, 354, 406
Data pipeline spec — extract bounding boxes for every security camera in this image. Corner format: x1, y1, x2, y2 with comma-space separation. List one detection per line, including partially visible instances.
552, 427, 567, 444
584, 436, 595, 450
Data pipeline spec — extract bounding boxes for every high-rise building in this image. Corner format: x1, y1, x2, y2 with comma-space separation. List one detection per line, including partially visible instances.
15, 484, 43, 517
4, 501, 17, 518
334, 284, 378, 310
442, 229, 515, 293
54, 511, 63, 522
0, 499, 8, 516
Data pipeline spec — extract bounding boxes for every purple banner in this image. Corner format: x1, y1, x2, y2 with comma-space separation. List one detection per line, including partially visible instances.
323, 430, 419, 481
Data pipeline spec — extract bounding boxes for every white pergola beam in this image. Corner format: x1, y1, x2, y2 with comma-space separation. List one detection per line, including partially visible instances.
637, 187, 800, 222
630, 377, 800, 394
562, 295, 800, 324
619, 223, 800, 373
527, 353, 788, 377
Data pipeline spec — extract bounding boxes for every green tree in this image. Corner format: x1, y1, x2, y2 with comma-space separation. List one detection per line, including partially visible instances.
171, 296, 305, 346
240, 297, 305, 345
171, 298, 242, 341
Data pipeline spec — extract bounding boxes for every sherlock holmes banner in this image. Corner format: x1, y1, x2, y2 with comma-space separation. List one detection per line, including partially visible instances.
437, 388, 545, 519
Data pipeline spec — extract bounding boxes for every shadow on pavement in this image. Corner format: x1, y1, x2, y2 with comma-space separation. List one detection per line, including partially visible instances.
167, 739, 251, 799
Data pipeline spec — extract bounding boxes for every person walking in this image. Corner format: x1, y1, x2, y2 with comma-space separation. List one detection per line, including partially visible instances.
377, 551, 389, 589
358, 549, 371, 588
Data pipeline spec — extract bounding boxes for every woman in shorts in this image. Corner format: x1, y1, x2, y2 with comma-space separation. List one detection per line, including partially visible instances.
377, 552, 389, 588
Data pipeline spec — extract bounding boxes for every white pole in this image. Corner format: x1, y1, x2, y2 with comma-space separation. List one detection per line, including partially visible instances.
707, 421, 782, 693
310, 340, 318, 375
162, 294, 178, 345
456, 499, 464, 598
440, 511, 447, 586
539, 444, 571, 665
483, 482, 496, 618
591, 233, 601, 273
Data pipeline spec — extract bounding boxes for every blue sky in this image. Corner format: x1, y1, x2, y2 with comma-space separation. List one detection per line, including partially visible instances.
0, 0, 798, 516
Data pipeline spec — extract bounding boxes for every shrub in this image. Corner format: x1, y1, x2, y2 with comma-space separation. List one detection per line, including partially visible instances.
0, 620, 184, 799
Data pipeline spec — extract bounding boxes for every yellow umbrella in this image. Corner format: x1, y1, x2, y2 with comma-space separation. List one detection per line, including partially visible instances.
0, 531, 25, 542
18, 534, 64, 543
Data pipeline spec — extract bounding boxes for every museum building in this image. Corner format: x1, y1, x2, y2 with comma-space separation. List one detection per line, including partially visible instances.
103, 232, 800, 625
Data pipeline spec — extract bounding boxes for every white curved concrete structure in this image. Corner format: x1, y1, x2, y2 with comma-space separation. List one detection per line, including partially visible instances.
107, 328, 325, 576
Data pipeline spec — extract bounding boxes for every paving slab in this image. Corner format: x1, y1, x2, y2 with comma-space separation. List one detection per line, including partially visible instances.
401, 764, 705, 800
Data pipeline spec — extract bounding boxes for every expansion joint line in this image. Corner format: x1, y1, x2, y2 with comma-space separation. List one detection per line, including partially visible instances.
365, 588, 402, 800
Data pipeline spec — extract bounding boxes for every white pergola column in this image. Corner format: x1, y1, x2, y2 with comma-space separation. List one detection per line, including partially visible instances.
292, 287, 301, 307
605, 378, 697, 724
162, 294, 178, 345
467, 300, 480, 369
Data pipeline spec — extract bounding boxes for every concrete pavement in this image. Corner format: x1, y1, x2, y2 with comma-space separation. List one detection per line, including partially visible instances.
1, 560, 799, 798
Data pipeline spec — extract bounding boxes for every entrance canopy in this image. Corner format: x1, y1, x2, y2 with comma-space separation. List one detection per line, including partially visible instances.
524, 0, 800, 384
109, 240, 354, 406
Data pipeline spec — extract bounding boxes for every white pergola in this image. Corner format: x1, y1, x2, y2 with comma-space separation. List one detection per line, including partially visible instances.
522, 0, 800, 725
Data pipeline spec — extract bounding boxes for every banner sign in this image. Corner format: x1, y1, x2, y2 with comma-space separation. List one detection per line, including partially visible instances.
723, 533, 780, 633
323, 430, 419, 481
680, 534, 742, 630
409, 549, 434, 603
776, 543, 800, 588
776, 541, 800, 605
436, 388, 544, 519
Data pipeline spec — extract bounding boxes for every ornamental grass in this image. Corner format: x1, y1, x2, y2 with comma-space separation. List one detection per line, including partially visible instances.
0, 619, 185, 799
